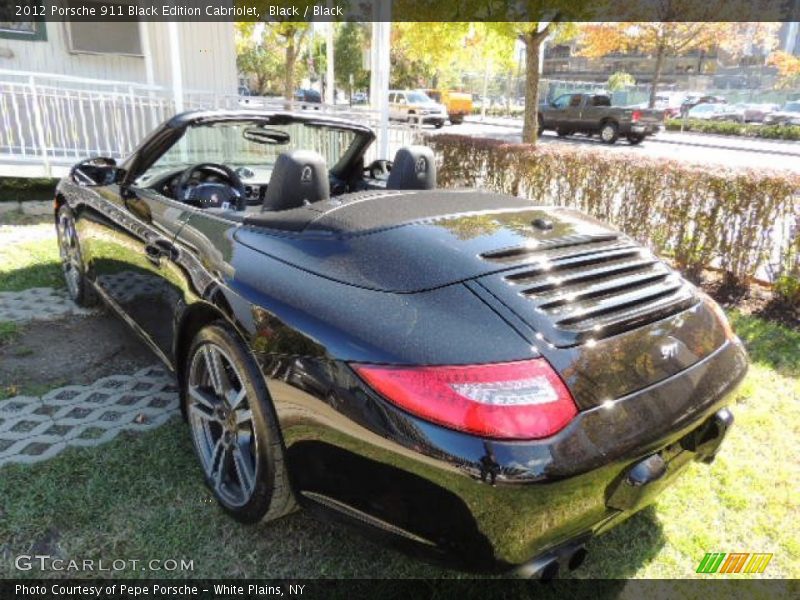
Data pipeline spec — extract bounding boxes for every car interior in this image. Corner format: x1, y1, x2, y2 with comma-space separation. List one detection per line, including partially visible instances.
139, 143, 437, 224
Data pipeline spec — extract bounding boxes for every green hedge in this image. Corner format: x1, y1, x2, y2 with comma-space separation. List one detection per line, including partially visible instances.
0, 178, 58, 202
427, 134, 800, 305
665, 118, 800, 141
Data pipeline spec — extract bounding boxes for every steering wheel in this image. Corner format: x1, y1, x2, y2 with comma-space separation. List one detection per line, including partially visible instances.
174, 163, 246, 210
366, 159, 392, 180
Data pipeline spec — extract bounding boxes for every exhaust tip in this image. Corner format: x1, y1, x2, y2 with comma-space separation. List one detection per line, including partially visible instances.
540, 559, 560, 582
568, 546, 588, 571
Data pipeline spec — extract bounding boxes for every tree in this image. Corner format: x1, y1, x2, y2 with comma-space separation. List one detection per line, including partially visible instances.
334, 22, 369, 97
235, 23, 283, 95
607, 71, 635, 91
273, 23, 312, 100
235, 21, 312, 98
487, 21, 578, 143
390, 23, 471, 88
768, 51, 800, 90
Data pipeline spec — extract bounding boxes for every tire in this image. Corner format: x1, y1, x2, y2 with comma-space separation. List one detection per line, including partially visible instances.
600, 121, 619, 144
627, 134, 645, 145
56, 205, 97, 307
556, 127, 571, 138
184, 322, 297, 523
434, 120, 445, 129
449, 116, 463, 125
537, 117, 544, 137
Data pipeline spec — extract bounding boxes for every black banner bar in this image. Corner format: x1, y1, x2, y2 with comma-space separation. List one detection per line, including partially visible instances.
2, 579, 798, 600
1, 0, 799, 23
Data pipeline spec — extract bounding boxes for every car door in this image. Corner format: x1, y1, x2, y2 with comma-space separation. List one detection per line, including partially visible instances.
544, 94, 572, 128
565, 94, 585, 130
88, 182, 192, 364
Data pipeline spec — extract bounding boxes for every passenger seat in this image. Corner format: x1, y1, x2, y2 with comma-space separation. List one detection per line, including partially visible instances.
387, 146, 436, 190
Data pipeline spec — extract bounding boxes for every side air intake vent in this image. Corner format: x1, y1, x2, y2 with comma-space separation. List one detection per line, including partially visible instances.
482, 235, 698, 346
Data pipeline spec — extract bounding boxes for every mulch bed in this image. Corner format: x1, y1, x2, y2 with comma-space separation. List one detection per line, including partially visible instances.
698, 270, 799, 329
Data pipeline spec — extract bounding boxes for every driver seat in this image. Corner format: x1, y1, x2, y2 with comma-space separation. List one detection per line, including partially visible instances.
262, 150, 329, 212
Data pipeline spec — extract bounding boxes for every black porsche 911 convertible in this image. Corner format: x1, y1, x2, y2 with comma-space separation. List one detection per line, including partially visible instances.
55, 110, 747, 577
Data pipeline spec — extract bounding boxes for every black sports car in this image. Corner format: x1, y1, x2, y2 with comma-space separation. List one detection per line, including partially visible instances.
55, 110, 748, 577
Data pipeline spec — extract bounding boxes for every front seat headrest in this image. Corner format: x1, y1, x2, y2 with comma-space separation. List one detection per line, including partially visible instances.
387, 145, 436, 190
262, 150, 329, 212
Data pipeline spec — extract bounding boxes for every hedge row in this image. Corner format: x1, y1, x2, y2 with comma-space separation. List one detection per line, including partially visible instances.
665, 118, 800, 141
426, 135, 800, 305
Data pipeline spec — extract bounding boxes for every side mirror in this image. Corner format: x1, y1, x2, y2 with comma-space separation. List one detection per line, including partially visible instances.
70, 157, 126, 187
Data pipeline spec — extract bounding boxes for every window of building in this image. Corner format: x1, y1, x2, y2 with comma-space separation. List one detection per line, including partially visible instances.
0, 0, 47, 41
65, 2, 141, 55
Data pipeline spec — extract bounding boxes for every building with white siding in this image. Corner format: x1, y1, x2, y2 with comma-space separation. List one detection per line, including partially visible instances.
0, 17, 239, 176
0, 19, 237, 94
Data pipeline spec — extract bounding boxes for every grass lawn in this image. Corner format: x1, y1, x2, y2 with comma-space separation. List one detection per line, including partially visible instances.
0, 313, 797, 582
0, 236, 62, 292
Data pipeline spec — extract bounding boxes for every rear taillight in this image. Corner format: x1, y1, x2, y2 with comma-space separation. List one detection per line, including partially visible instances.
631, 110, 641, 122
352, 359, 577, 440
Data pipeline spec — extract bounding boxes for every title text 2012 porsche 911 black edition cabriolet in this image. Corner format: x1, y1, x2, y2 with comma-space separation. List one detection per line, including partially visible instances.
55, 110, 747, 577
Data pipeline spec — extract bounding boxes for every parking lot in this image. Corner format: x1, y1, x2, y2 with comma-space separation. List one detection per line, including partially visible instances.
446, 117, 800, 172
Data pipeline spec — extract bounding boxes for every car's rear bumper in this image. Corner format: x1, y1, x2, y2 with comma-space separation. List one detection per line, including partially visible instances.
630, 123, 662, 135
264, 338, 747, 572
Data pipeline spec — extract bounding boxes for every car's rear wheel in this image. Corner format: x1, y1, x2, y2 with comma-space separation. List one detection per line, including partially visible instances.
556, 127, 571, 137
434, 120, 445, 129
627, 134, 645, 145
600, 121, 619, 144
184, 323, 296, 523
56, 205, 97, 307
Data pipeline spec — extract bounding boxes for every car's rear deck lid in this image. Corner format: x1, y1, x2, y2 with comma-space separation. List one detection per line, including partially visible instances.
236, 190, 622, 293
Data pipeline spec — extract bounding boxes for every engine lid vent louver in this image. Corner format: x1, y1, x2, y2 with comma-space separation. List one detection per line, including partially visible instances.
480, 234, 698, 347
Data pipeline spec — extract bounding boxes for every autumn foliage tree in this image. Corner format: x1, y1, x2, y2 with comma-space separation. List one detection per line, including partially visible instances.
768, 51, 800, 90
577, 21, 779, 108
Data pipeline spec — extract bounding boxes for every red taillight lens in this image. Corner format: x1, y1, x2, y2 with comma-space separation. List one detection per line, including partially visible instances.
631, 110, 641, 122
352, 359, 577, 440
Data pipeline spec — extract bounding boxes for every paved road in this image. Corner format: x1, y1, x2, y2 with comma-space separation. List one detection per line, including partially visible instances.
438, 117, 800, 173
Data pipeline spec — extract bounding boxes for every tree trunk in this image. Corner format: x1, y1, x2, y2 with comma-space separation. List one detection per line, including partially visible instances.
522, 32, 543, 144
284, 39, 296, 101
648, 42, 666, 108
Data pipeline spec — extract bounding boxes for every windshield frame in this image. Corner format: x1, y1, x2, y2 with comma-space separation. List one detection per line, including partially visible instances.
121, 111, 376, 185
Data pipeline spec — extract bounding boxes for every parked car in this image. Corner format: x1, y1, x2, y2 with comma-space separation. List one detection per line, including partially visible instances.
423, 89, 473, 124
539, 93, 664, 144
388, 90, 447, 128
294, 88, 322, 109
352, 91, 369, 105
708, 104, 748, 123
687, 103, 733, 121
680, 95, 727, 117
740, 103, 780, 123
56, 110, 747, 577
763, 101, 800, 126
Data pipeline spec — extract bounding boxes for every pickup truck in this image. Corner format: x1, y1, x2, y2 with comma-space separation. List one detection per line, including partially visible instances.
538, 93, 664, 144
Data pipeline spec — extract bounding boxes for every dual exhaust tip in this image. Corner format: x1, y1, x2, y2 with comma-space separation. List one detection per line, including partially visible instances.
515, 544, 588, 580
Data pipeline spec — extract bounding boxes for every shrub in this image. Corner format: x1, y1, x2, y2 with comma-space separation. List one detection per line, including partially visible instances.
426, 134, 800, 303
665, 119, 800, 141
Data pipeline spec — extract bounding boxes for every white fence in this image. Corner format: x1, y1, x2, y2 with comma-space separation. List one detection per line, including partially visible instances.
0, 71, 420, 177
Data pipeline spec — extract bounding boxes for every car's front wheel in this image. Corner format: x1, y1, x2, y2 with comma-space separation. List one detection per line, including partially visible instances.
56, 205, 97, 307
184, 323, 296, 523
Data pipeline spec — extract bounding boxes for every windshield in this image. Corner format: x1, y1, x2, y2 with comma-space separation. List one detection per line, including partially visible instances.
138, 120, 359, 183
407, 91, 433, 104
